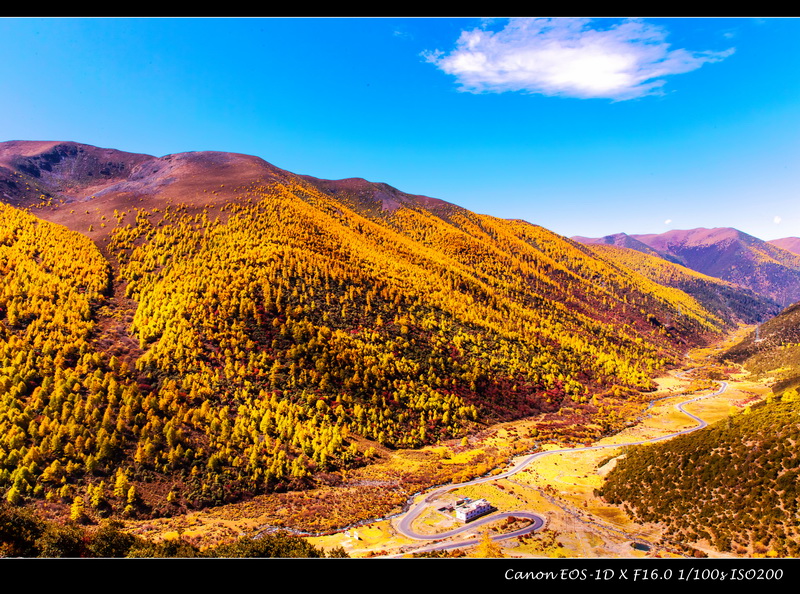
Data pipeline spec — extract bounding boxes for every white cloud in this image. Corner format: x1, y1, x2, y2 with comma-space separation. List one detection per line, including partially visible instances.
774, 215, 782, 224
664, 219, 672, 225
425, 18, 734, 101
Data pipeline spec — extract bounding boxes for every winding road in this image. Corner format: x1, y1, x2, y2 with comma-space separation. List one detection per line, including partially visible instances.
394, 380, 729, 551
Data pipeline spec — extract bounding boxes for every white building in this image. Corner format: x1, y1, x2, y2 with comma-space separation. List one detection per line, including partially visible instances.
455, 498, 493, 522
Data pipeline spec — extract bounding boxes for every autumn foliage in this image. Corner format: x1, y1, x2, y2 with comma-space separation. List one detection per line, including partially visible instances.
0, 176, 741, 518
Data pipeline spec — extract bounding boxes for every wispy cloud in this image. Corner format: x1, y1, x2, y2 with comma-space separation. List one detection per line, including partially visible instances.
424, 18, 734, 101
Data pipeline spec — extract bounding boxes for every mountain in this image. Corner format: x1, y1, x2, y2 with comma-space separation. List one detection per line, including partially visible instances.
586, 243, 780, 326
0, 141, 298, 245
0, 140, 775, 524
572, 232, 682, 264
769, 237, 800, 256
0, 140, 154, 208
576, 228, 800, 306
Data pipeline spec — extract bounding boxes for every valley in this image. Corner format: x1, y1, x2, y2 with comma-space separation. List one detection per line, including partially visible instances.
117, 329, 769, 559
312, 334, 769, 558
0, 141, 798, 558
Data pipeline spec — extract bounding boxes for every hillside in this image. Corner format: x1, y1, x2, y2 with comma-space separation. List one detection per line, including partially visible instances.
576, 228, 800, 306
722, 300, 800, 394
0, 140, 774, 530
599, 393, 800, 557
769, 236, 800, 256
598, 278, 800, 559
586, 243, 780, 326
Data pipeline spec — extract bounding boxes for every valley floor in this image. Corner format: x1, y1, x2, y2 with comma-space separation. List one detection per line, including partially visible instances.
119, 328, 771, 558
309, 366, 767, 559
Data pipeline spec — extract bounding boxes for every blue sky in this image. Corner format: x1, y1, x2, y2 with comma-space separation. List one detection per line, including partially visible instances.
1, 17, 798, 240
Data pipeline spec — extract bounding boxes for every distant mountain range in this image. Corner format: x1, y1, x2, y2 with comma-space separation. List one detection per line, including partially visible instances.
574, 228, 800, 306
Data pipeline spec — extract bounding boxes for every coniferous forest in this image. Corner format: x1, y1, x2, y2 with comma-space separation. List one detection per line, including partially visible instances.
0, 141, 791, 557
599, 392, 800, 557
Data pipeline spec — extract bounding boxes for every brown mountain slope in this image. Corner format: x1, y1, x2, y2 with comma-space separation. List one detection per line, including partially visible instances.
0, 141, 295, 244
0, 140, 154, 209
577, 227, 800, 306
769, 237, 800, 256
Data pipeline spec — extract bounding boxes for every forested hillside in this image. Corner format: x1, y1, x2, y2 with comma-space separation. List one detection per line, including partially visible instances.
586, 243, 780, 326
598, 294, 800, 558
0, 141, 778, 531
723, 300, 800, 396
599, 393, 800, 557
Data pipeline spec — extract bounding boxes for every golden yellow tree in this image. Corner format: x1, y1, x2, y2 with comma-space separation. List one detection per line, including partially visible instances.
474, 530, 504, 558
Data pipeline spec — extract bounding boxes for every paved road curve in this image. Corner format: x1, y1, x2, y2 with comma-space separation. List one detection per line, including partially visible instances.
394, 381, 728, 551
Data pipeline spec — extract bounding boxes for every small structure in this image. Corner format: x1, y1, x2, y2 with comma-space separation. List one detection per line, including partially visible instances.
454, 498, 493, 522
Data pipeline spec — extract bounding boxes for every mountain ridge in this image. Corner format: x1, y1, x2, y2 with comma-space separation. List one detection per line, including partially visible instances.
575, 228, 800, 306
769, 236, 800, 256
0, 138, 792, 551
1, 139, 736, 518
